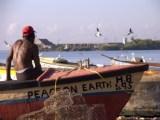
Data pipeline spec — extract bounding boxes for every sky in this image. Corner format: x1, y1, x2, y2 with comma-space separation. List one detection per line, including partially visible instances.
0, 0, 160, 50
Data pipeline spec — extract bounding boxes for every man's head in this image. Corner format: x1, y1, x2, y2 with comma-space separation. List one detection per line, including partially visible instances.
22, 25, 35, 42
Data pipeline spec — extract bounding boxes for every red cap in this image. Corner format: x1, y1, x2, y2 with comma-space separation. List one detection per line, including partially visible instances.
22, 25, 35, 36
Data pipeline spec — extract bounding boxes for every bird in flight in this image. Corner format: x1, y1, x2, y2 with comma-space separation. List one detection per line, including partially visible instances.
4, 40, 11, 47
127, 28, 133, 36
95, 27, 102, 37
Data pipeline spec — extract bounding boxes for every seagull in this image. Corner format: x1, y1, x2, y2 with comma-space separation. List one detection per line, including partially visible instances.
4, 40, 11, 47
95, 27, 102, 37
127, 28, 133, 36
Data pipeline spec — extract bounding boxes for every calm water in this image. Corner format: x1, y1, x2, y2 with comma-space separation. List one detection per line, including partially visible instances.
1, 50, 160, 65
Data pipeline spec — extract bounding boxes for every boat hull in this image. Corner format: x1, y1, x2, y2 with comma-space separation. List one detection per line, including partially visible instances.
40, 57, 78, 70
0, 64, 148, 120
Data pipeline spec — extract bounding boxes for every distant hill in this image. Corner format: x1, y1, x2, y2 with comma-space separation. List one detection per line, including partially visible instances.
35, 38, 55, 50
35, 38, 160, 51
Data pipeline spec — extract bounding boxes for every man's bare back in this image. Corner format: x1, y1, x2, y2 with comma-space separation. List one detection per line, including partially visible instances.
13, 39, 34, 71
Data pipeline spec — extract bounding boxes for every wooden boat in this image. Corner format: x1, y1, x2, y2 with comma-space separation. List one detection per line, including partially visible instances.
40, 56, 95, 70
101, 54, 160, 67
40, 57, 78, 70
0, 64, 148, 120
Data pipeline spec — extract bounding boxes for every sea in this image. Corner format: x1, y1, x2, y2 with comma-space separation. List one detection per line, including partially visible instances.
1, 50, 160, 65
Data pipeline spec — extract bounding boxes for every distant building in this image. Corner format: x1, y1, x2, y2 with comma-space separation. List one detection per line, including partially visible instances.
123, 37, 128, 45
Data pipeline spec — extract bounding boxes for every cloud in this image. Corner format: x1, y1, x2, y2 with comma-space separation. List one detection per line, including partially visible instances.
7, 23, 18, 35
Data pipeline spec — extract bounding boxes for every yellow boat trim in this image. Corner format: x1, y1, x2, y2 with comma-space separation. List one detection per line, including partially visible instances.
0, 67, 16, 80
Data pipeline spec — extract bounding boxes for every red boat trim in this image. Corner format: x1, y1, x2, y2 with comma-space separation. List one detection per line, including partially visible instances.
59, 64, 148, 82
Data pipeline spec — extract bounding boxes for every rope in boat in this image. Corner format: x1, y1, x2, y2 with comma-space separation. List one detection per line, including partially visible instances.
53, 66, 105, 95
83, 67, 105, 80
78, 58, 105, 80
54, 78, 58, 94
53, 58, 105, 94
54, 68, 77, 94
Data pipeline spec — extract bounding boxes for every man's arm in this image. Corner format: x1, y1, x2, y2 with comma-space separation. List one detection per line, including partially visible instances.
33, 45, 42, 71
6, 47, 13, 80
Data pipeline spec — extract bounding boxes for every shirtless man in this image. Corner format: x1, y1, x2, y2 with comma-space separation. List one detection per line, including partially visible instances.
6, 25, 42, 80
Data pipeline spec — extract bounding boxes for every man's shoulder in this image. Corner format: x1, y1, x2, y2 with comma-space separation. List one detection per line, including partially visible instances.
12, 39, 23, 46
14, 39, 23, 44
